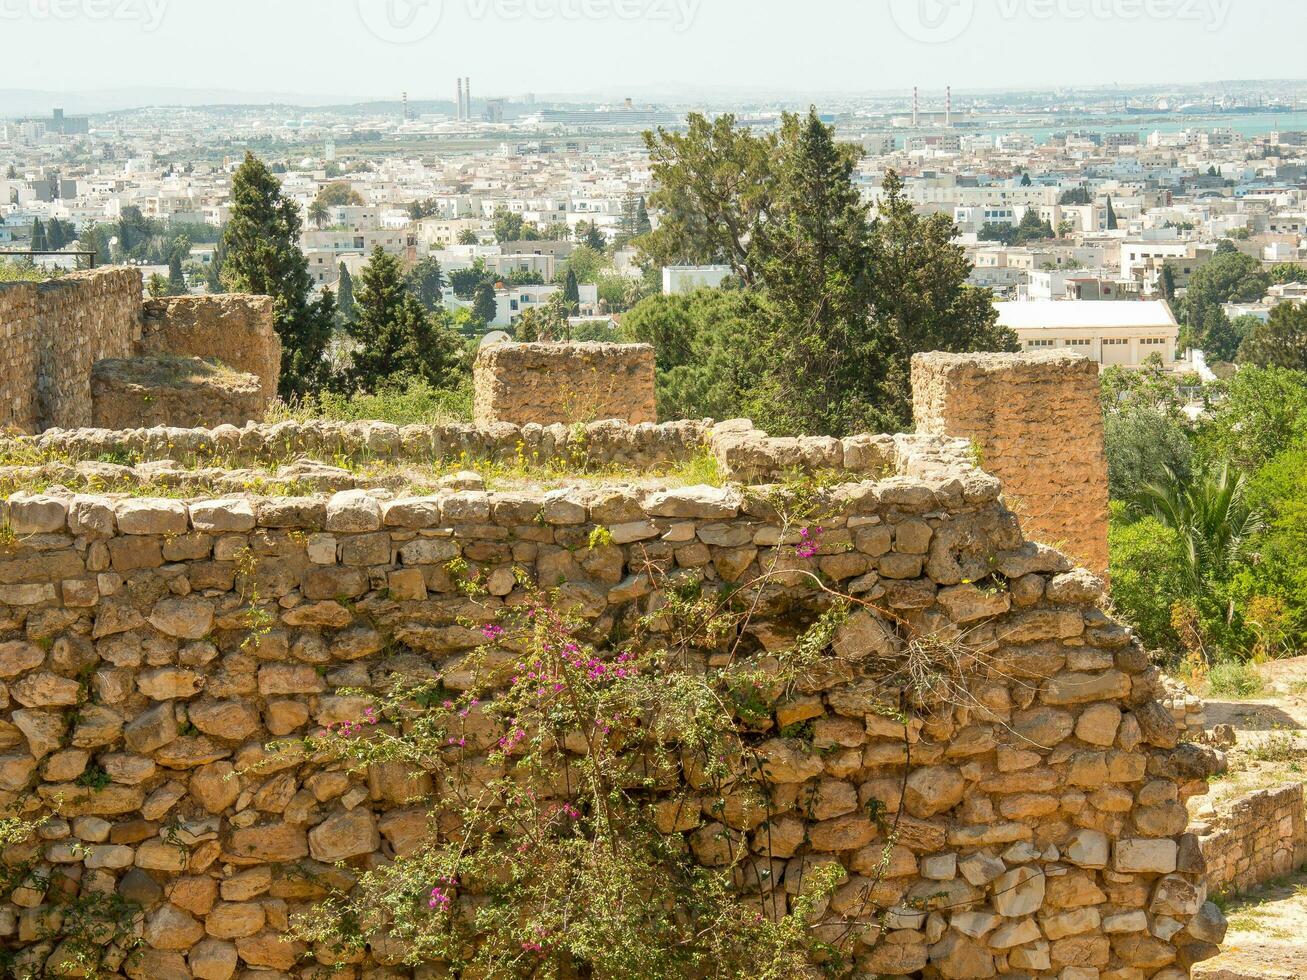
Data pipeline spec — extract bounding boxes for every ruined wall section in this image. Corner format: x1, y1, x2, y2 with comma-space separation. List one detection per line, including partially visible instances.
1195, 784, 1307, 895
0, 270, 144, 433
0, 283, 40, 431
912, 351, 1111, 578
0, 455, 1227, 977
473, 342, 657, 426
141, 296, 281, 401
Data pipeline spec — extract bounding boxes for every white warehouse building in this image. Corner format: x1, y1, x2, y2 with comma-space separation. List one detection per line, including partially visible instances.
995, 300, 1181, 369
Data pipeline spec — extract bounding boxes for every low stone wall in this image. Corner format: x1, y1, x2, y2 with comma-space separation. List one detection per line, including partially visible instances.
141, 296, 280, 400
0, 440, 1228, 977
473, 342, 657, 426
912, 351, 1111, 578
91, 358, 268, 430
1195, 784, 1307, 895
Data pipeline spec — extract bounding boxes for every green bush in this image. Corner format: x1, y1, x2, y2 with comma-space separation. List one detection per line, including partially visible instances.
1207, 659, 1264, 699
1108, 505, 1188, 653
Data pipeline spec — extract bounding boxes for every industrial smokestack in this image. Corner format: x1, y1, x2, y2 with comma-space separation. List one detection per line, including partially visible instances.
946, 86, 952, 128
913, 87, 919, 128
465, 77, 472, 120
456, 79, 464, 121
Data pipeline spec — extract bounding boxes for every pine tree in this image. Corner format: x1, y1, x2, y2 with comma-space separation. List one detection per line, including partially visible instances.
346, 246, 462, 390
337, 264, 355, 321
405, 257, 445, 311
221, 152, 333, 398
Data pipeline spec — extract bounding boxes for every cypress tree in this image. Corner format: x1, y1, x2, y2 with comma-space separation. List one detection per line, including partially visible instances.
1106, 196, 1118, 231
563, 268, 581, 311
30, 218, 47, 251
221, 152, 333, 398
471, 281, 498, 326
337, 263, 355, 321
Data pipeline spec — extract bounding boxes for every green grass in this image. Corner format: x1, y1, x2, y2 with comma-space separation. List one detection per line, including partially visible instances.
1208, 659, 1266, 699
267, 378, 473, 427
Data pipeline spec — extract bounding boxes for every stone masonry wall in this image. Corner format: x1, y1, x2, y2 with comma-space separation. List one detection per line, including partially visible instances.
0, 282, 40, 431
0, 434, 1229, 978
141, 297, 281, 401
1194, 784, 1307, 895
473, 342, 657, 427
912, 352, 1111, 579
0, 270, 279, 436
0, 270, 144, 433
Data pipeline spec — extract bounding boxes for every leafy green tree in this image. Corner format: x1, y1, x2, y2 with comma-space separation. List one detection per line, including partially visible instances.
221, 152, 334, 398
471, 281, 498, 326
346, 246, 463, 391
1238, 302, 1307, 371
315, 182, 364, 208
1020, 171, 1032, 187
1012, 209, 1054, 243
1179, 250, 1270, 336
1059, 187, 1092, 205
1196, 367, 1307, 471
640, 113, 777, 285
1105, 404, 1193, 501
405, 257, 446, 311
146, 273, 170, 298
1242, 444, 1307, 649
1270, 263, 1303, 285
561, 245, 605, 285
448, 259, 492, 298
979, 222, 1017, 246
337, 264, 355, 321
493, 208, 526, 244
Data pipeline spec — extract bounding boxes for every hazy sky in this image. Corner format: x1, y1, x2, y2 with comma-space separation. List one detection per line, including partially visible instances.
2, 0, 1302, 102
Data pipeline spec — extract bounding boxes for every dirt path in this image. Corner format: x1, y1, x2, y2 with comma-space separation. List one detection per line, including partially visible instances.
1194, 873, 1307, 980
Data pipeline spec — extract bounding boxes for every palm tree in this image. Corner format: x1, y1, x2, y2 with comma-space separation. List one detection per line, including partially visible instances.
308, 200, 329, 230
1132, 463, 1265, 590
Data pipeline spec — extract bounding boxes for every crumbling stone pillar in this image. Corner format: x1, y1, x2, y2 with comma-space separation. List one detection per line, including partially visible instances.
911, 351, 1110, 577
473, 342, 656, 426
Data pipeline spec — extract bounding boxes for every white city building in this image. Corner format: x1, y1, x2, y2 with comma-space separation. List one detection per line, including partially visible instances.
995, 300, 1181, 369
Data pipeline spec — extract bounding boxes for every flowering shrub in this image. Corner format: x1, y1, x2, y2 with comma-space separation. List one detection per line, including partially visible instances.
286, 496, 917, 978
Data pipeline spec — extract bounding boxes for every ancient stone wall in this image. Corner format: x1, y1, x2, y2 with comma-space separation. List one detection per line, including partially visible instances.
912, 352, 1111, 579
0, 270, 279, 435
0, 270, 144, 433
141, 297, 281, 401
473, 342, 657, 427
0, 282, 40, 431
1195, 784, 1307, 895
91, 358, 268, 431
0, 430, 1228, 978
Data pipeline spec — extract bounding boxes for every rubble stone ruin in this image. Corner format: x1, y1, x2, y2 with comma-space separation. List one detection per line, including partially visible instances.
0, 336, 1231, 978
0, 268, 280, 433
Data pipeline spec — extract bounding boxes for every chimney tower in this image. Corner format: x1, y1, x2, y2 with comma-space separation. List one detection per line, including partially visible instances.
912, 87, 919, 128
465, 77, 472, 120
946, 86, 952, 128
456, 79, 464, 121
